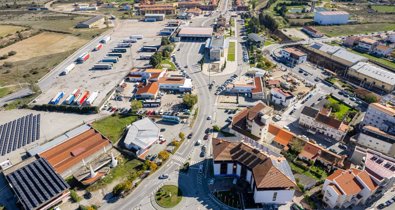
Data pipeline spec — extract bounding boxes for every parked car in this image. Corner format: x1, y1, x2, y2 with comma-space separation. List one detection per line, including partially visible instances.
159, 174, 169, 179
203, 134, 209, 140
187, 133, 193, 139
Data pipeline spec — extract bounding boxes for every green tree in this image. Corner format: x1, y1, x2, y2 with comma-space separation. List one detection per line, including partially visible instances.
212, 125, 220, 132
131, 100, 143, 112
182, 94, 198, 108
158, 150, 170, 160
70, 189, 81, 202
149, 52, 163, 67
112, 183, 126, 196
161, 37, 171, 46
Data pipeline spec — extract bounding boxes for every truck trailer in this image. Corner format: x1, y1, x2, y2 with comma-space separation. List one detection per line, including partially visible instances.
107, 53, 123, 58
50, 92, 64, 105
85, 91, 98, 105
77, 91, 90, 105
93, 63, 113, 70
94, 43, 103, 51
61, 63, 76, 75
130, 35, 143, 40
65, 94, 75, 105
100, 36, 111, 44
102, 57, 119, 63
77, 52, 90, 63
118, 43, 132, 48
112, 48, 127, 53
123, 39, 137, 43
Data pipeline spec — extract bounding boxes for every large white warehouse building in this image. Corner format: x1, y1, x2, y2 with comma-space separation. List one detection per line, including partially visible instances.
314, 11, 349, 25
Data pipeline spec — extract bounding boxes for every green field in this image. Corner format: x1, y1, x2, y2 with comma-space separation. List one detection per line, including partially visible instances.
0, 87, 11, 98
372, 5, 395, 13
155, 185, 183, 208
327, 96, 354, 121
227, 42, 236, 61
316, 23, 395, 37
0, 25, 25, 37
92, 115, 137, 143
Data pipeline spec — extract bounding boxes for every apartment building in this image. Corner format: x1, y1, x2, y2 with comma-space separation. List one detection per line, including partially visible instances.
270, 88, 295, 107
322, 168, 378, 208
281, 47, 307, 66
362, 103, 395, 134
299, 106, 349, 141
352, 125, 395, 157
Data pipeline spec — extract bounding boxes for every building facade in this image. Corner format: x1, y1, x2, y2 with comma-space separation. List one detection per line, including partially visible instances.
281, 48, 307, 66
361, 103, 395, 134
353, 126, 395, 157
314, 11, 349, 25
270, 88, 295, 107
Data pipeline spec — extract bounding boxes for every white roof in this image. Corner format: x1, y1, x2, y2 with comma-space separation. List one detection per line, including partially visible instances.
351, 62, 395, 86
180, 78, 193, 89
310, 42, 341, 54
124, 118, 160, 149
317, 11, 349, 16
332, 49, 367, 64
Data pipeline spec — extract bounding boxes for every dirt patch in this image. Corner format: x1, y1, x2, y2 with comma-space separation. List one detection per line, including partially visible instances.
0, 25, 26, 37
0, 32, 86, 64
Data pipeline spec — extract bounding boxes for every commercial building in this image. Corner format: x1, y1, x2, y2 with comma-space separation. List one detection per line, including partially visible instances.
361, 103, 395, 134
186, 7, 202, 16
75, 15, 105, 28
178, 1, 202, 9
226, 77, 264, 99
127, 68, 166, 82
145, 14, 165, 21
314, 11, 349, 25
281, 47, 307, 66
299, 106, 349, 141
270, 88, 295, 107
212, 138, 296, 205
178, 27, 213, 38
135, 82, 159, 99
4, 157, 70, 210
322, 168, 378, 208
206, 35, 224, 61
302, 26, 323, 38
347, 62, 395, 93
124, 118, 160, 156
158, 77, 193, 92
38, 126, 113, 184
139, 4, 176, 15
352, 126, 395, 157
350, 146, 395, 194
231, 102, 273, 141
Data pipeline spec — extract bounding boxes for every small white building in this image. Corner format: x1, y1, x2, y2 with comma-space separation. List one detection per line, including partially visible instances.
357, 38, 378, 52
158, 77, 193, 92
322, 168, 378, 208
281, 47, 307, 66
212, 138, 296, 205
270, 88, 295, 107
124, 118, 160, 156
314, 11, 349, 25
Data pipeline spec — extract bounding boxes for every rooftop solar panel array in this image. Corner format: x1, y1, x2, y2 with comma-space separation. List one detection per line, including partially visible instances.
5, 158, 69, 210
0, 114, 41, 156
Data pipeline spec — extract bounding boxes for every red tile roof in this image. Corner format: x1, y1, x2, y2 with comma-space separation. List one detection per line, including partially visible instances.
268, 124, 295, 147
136, 82, 159, 95
299, 141, 321, 160
327, 169, 378, 196
252, 77, 263, 94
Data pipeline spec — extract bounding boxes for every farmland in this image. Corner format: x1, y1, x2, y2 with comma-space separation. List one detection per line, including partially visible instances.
315, 23, 395, 37
371, 5, 395, 13
0, 25, 26, 37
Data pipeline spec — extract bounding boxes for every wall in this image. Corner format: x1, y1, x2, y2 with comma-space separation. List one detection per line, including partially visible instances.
213, 163, 220, 175
357, 133, 393, 156
253, 189, 294, 204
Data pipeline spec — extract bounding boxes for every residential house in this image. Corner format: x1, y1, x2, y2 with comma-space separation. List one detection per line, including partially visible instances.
343, 36, 360, 47
361, 103, 395, 134
302, 26, 324, 38
373, 45, 393, 57
299, 106, 349, 141
186, 7, 202, 16
356, 38, 378, 52
270, 88, 295, 107
298, 141, 345, 169
135, 82, 159, 99
281, 47, 307, 66
231, 102, 273, 141
226, 77, 264, 99
212, 138, 296, 204
178, 1, 202, 9
322, 168, 378, 208
124, 118, 160, 157
267, 123, 295, 150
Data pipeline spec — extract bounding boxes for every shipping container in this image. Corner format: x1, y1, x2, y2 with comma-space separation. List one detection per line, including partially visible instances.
117, 43, 132, 48
107, 53, 123, 58
130, 35, 143, 39
123, 39, 137, 43
65, 94, 75, 105
77, 52, 90, 63
77, 91, 90, 105
93, 63, 113, 70
50, 91, 64, 105
102, 57, 119, 63
112, 48, 127, 53
100, 36, 111, 44
94, 43, 103, 51
85, 91, 98, 105
61, 63, 76, 75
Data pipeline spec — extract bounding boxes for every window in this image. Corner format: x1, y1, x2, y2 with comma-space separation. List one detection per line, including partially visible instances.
272, 192, 277, 201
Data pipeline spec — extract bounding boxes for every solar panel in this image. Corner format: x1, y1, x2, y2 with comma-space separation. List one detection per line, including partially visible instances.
27, 162, 52, 200
13, 171, 40, 207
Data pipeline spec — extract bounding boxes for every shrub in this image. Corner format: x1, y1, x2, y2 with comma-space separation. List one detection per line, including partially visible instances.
3, 62, 13, 68
212, 125, 220, 132
149, 162, 158, 171
7, 51, 16, 56
158, 151, 170, 160
0, 54, 8, 60
179, 132, 185, 140
70, 189, 81, 203
113, 183, 126, 196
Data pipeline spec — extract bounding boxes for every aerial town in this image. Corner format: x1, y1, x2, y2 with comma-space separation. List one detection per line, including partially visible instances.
0, 0, 395, 210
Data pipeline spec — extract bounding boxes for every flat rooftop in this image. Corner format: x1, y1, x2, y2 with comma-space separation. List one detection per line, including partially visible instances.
350, 62, 395, 85
178, 27, 213, 37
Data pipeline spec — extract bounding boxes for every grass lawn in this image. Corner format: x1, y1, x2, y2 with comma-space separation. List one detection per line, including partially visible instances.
158, 59, 176, 71
227, 41, 236, 61
346, 49, 395, 70
92, 114, 138, 143
87, 157, 142, 191
372, 5, 395, 13
155, 185, 182, 208
316, 23, 395, 37
213, 191, 242, 209
0, 25, 26, 37
289, 162, 327, 180
326, 96, 354, 121
0, 87, 11, 98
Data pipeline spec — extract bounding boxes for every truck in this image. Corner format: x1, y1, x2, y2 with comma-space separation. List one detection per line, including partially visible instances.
102, 57, 119, 63
139, 54, 152, 60
162, 115, 180, 124
100, 36, 111, 44
130, 35, 143, 40
93, 63, 113, 70
77, 91, 89, 105
107, 53, 123, 58
71, 88, 81, 97
140, 46, 158, 52
65, 94, 75, 105
50, 92, 64, 105
112, 48, 127, 53
61, 63, 76, 75
77, 52, 90, 63
123, 39, 137, 43
117, 43, 132, 48
85, 91, 98, 105
94, 43, 103, 51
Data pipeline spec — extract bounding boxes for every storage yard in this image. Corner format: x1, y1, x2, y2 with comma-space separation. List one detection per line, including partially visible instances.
32, 20, 164, 107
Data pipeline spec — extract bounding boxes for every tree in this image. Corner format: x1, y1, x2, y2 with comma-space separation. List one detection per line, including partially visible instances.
112, 183, 126, 196
70, 189, 81, 202
149, 161, 158, 171
183, 94, 198, 108
212, 125, 220, 132
149, 52, 163, 67
131, 100, 143, 112
179, 132, 185, 140
161, 37, 171, 46
290, 138, 304, 153
158, 150, 170, 160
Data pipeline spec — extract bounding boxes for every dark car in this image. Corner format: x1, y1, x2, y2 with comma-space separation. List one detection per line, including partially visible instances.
203, 134, 209, 140
187, 133, 193, 139
205, 128, 211, 134
150, 154, 157, 161
377, 204, 386, 209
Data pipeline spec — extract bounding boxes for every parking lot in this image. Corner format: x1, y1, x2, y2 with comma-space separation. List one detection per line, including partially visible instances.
33, 20, 165, 107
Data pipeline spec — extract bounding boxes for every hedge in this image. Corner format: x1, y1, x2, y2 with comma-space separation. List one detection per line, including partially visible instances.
31, 104, 98, 114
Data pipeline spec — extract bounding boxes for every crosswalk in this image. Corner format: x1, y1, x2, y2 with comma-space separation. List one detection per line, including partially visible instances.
171, 154, 199, 165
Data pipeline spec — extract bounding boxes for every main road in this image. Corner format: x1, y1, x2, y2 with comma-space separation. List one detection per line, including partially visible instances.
100, 0, 232, 209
